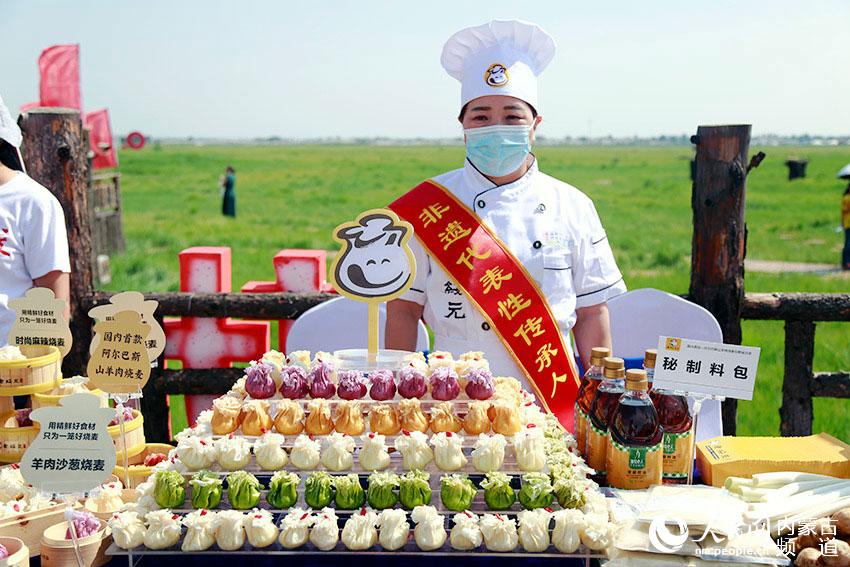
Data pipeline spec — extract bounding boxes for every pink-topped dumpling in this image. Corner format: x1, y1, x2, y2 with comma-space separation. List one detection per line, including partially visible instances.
337, 370, 367, 400
398, 365, 427, 399
430, 367, 460, 401
369, 369, 396, 401
279, 365, 309, 399
65, 510, 101, 539
0, 543, 7, 559
464, 368, 495, 400
308, 360, 336, 399
108, 406, 134, 427
245, 361, 276, 399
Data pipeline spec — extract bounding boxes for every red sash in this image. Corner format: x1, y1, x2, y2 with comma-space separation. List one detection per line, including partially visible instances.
389, 179, 581, 430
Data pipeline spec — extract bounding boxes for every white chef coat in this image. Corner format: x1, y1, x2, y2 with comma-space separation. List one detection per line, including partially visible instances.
398, 157, 627, 390
0, 173, 70, 345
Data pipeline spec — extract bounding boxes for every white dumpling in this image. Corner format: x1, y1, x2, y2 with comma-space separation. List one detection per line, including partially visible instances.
377, 508, 410, 551
394, 431, 433, 470
215, 435, 252, 471
359, 433, 391, 471
181, 509, 217, 552
579, 512, 612, 551
551, 509, 582, 554
431, 432, 466, 471
342, 508, 379, 550
108, 511, 146, 550
278, 507, 314, 549
518, 509, 552, 552
143, 510, 182, 550
450, 511, 483, 551
309, 508, 340, 551
471, 434, 507, 473
254, 432, 289, 470
321, 432, 355, 471
290, 434, 321, 470
411, 505, 447, 551
513, 427, 546, 472
479, 514, 518, 552
214, 510, 247, 551
244, 508, 278, 548
175, 436, 218, 471
87, 482, 125, 513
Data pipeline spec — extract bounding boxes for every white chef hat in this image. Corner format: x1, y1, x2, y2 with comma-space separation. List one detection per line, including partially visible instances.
441, 19, 556, 113
0, 94, 22, 148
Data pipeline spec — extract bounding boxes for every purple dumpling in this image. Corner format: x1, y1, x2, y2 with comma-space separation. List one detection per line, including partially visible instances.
464, 368, 495, 400
308, 360, 337, 398
337, 370, 367, 400
369, 369, 397, 401
397, 366, 427, 399
430, 367, 460, 401
245, 361, 277, 399
279, 365, 310, 399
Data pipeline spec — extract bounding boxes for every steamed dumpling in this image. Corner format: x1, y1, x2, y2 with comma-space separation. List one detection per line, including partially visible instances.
369, 404, 401, 436
431, 432, 466, 471
513, 427, 546, 472
143, 510, 182, 550
411, 505, 447, 551
241, 400, 273, 436
108, 511, 146, 550
290, 434, 321, 470
341, 508, 379, 550
181, 509, 217, 552
377, 508, 410, 551
278, 507, 314, 549
174, 436, 217, 471
551, 509, 582, 553
359, 433, 391, 471
479, 514, 518, 552
463, 401, 491, 435
214, 510, 247, 551
273, 399, 305, 435
518, 509, 552, 552
244, 508, 278, 548
430, 402, 462, 433
450, 511, 483, 551
398, 399, 429, 433
489, 400, 521, 436
471, 433, 506, 473
211, 396, 242, 435
305, 399, 334, 435
394, 430, 433, 470
334, 400, 365, 436
321, 432, 355, 471
254, 432, 288, 470
309, 508, 340, 551
215, 435, 252, 471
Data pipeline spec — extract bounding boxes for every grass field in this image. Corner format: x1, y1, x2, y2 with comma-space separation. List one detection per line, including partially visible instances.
104, 144, 850, 440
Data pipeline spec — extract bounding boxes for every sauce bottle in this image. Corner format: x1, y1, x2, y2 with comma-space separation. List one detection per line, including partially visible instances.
606, 369, 664, 490
574, 347, 610, 458
586, 356, 625, 484
643, 349, 656, 391
652, 386, 694, 484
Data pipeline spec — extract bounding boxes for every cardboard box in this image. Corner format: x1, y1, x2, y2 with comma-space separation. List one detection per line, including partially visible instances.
697, 432, 850, 487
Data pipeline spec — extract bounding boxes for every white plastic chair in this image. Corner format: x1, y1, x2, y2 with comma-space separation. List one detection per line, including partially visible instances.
606, 288, 724, 442
286, 296, 430, 354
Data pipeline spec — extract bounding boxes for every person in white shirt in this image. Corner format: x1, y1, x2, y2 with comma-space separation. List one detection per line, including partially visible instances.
0, 95, 71, 346
386, 20, 626, 390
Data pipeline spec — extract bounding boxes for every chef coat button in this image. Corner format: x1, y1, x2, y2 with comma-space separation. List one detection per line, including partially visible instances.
477, 199, 486, 209
481, 322, 491, 331
536, 203, 546, 213
532, 240, 543, 249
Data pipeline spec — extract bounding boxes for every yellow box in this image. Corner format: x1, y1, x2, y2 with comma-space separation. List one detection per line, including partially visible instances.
697, 433, 850, 487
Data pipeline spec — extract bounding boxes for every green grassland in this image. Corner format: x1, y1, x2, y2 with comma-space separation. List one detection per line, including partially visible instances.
105, 144, 850, 440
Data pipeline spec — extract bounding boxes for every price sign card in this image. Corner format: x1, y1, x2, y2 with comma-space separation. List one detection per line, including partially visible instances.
653, 336, 760, 400
87, 310, 151, 394
20, 393, 117, 494
7, 287, 72, 357
88, 291, 165, 362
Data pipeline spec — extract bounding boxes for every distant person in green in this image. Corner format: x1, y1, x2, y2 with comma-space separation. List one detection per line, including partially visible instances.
221, 166, 236, 217
842, 183, 850, 270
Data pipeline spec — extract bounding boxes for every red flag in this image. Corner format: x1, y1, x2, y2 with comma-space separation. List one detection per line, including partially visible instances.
84, 109, 118, 169
38, 44, 81, 109
19, 102, 41, 113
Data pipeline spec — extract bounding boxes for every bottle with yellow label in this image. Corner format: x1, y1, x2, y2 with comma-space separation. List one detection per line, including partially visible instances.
606, 369, 663, 490
586, 356, 625, 484
574, 347, 609, 459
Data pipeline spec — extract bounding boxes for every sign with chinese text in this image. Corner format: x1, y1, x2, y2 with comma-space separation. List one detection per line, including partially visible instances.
87, 311, 151, 394
653, 336, 760, 400
88, 291, 165, 361
7, 287, 72, 358
20, 393, 117, 494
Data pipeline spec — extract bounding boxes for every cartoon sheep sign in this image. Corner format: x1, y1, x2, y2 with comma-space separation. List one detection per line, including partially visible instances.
330, 209, 416, 356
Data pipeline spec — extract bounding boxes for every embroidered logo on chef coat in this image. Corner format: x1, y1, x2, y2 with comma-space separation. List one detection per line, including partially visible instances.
542, 231, 571, 251
484, 63, 509, 87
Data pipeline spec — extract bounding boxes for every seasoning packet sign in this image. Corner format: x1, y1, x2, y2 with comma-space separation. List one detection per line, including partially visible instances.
20, 393, 117, 494
653, 336, 760, 400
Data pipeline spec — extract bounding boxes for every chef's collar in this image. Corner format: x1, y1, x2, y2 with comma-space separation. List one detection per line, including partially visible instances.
463, 153, 538, 194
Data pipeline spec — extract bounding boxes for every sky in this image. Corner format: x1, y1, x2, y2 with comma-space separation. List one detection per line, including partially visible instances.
2, 0, 849, 139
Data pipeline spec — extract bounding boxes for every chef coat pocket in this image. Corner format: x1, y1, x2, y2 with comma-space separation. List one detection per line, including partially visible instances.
541, 248, 575, 297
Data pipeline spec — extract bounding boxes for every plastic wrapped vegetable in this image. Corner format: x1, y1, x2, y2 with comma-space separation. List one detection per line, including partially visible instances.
440, 474, 477, 512
266, 471, 299, 509
369, 369, 397, 401
429, 367, 460, 401
245, 361, 276, 399
153, 470, 186, 509
279, 365, 309, 399
334, 474, 366, 510
304, 471, 335, 509
464, 368, 495, 400
398, 366, 427, 399
553, 476, 588, 510
226, 471, 262, 510
337, 370, 367, 400
480, 471, 516, 511
367, 471, 399, 510
308, 358, 337, 398
518, 473, 554, 510
399, 470, 432, 509
190, 470, 223, 509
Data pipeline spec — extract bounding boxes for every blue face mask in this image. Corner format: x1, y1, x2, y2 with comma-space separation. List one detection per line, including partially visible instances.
464, 124, 532, 177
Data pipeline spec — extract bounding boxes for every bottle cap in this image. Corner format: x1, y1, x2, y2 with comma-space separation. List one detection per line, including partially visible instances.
626, 369, 648, 391
590, 347, 611, 366
602, 356, 626, 379
644, 349, 657, 369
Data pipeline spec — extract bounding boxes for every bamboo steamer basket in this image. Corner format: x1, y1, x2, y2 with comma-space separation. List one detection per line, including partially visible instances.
0, 346, 62, 396
112, 443, 174, 489
0, 412, 39, 464
40, 519, 111, 567
0, 502, 68, 557
31, 381, 108, 410
108, 410, 145, 460
0, 536, 30, 567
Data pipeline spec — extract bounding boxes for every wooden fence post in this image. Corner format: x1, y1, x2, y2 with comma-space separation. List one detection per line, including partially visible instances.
18, 108, 94, 377
141, 313, 171, 443
689, 125, 751, 436
780, 320, 814, 436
